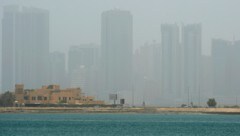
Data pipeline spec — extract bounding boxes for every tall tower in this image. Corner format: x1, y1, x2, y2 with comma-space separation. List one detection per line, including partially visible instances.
2, 5, 16, 92
101, 9, 133, 100
212, 39, 231, 97
161, 24, 181, 103
2, 5, 50, 91
68, 44, 100, 95
50, 52, 67, 88
182, 24, 202, 101
212, 39, 240, 100
231, 41, 240, 97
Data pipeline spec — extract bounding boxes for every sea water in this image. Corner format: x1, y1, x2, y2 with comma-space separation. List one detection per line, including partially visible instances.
0, 113, 240, 136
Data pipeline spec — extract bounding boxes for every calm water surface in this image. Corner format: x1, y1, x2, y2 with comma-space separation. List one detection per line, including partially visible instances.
0, 113, 240, 136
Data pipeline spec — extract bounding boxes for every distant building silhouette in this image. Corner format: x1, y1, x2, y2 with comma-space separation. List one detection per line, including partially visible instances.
212, 39, 231, 96
161, 24, 181, 103
133, 41, 161, 105
200, 55, 213, 101
68, 44, 100, 96
50, 52, 67, 88
135, 42, 161, 82
159, 23, 202, 106
70, 65, 87, 89
182, 24, 202, 102
212, 39, 240, 100
101, 9, 133, 100
2, 5, 50, 91
231, 41, 240, 97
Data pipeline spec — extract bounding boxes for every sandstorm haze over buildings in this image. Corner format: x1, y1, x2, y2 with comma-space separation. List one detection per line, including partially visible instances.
1, 0, 240, 54
1, 0, 240, 106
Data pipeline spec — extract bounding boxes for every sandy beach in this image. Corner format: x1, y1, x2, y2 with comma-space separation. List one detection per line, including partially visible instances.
1, 107, 240, 114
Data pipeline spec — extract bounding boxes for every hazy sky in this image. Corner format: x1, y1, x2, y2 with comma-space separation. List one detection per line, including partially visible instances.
1, 0, 240, 55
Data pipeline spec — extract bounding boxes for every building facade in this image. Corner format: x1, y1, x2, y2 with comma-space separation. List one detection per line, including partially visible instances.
101, 9, 133, 101
161, 24, 181, 104
159, 23, 202, 106
133, 42, 161, 105
68, 44, 100, 96
50, 52, 67, 88
182, 24, 202, 103
14, 84, 104, 105
212, 39, 240, 103
2, 5, 50, 91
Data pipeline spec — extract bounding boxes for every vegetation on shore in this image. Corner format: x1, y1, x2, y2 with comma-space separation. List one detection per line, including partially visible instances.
0, 91, 15, 107
207, 98, 217, 108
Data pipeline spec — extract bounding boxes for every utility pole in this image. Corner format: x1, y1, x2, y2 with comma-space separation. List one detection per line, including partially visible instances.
132, 81, 135, 107
188, 87, 190, 107
236, 96, 238, 106
198, 86, 200, 107
143, 77, 147, 107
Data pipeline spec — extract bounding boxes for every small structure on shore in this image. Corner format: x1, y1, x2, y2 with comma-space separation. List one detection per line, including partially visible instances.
14, 84, 104, 106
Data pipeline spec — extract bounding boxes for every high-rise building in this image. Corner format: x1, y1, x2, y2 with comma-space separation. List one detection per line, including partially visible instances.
212, 39, 240, 102
161, 24, 181, 103
68, 44, 99, 75
101, 9, 133, 100
135, 42, 161, 81
50, 52, 67, 88
70, 65, 87, 90
2, 6, 16, 92
200, 55, 213, 101
68, 44, 100, 95
133, 41, 161, 105
212, 39, 231, 97
231, 41, 240, 97
2, 5, 50, 91
182, 24, 202, 102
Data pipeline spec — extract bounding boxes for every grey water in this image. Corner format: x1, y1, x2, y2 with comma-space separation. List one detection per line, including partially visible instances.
0, 113, 240, 136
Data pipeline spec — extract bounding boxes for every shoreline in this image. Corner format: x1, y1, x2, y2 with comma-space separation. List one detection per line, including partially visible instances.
1, 107, 240, 115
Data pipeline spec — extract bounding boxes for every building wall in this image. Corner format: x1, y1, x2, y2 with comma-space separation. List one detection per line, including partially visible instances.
212, 39, 231, 97
161, 24, 180, 102
133, 42, 162, 105
212, 39, 240, 103
2, 5, 18, 92
15, 84, 104, 105
68, 44, 100, 96
2, 6, 50, 91
50, 52, 67, 88
182, 24, 202, 102
15, 84, 24, 104
101, 9, 133, 101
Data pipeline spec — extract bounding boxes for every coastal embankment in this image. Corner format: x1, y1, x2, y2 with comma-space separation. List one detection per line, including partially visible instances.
1, 107, 240, 114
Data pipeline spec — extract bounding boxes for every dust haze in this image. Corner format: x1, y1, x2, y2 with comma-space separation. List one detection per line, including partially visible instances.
1, 0, 240, 107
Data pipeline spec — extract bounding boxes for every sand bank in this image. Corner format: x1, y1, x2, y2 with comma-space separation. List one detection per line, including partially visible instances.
1, 107, 240, 114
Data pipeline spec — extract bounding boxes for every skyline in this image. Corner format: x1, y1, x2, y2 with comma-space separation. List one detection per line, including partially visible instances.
1, 0, 240, 55
101, 9, 133, 102
2, 5, 50, 91
1, 2, 240, 106
1, 1, 240, 136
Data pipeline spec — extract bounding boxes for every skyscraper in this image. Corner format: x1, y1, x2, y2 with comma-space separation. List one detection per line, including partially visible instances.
231, 41, 240, 97
212, 39, 240, 100
133, 41, 161, 105
161, 24, 181, 103
2, 5, 49, 91
212, 39, 231, 97
135, 42, 161, 82
68, 44, 100, 95
182, 24, 202, 102
101, 9, 133, 100
50, 52, 67, 88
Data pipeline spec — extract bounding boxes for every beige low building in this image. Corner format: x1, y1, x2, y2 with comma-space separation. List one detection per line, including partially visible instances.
15, 84, 104, 106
